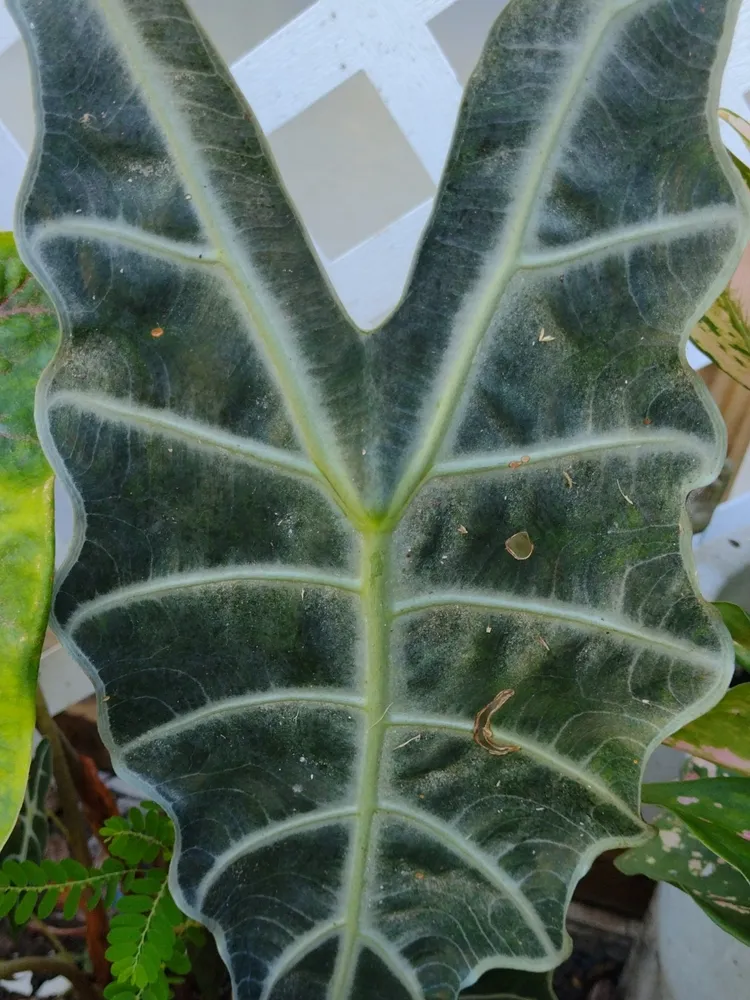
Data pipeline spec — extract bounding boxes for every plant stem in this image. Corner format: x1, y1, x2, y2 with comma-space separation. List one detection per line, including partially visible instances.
35, 688, 112, 986
35, 688, 92, 869
29, 919, 70, 957
0, 956, 99, 1000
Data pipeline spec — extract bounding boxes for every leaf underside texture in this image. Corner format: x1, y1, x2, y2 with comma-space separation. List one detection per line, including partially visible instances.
9, 0, 749, 997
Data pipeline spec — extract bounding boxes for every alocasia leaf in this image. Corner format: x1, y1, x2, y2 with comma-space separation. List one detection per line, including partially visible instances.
0, 738, 52, 865
666, 682, 750, 774
9, 0, 750, 997
0, 232, 56, 853
616, 810, 750, 946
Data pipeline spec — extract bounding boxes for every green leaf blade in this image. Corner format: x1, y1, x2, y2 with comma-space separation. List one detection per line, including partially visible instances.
10, 0, 750, 997
641, 776, 750, 879
0, 234, 56, 854
617, 811, 750, 945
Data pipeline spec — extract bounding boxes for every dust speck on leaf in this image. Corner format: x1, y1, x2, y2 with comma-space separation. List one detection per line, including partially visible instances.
505, 531, 534, 560
486, 625, 492, 633
677, 796, 699, 806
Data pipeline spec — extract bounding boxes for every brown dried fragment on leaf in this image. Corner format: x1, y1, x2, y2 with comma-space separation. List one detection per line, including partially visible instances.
473, 690, 521, 757
457, 524, 469, 536
538, 328, 555, 343
563, 470, 573, 489
151, 326, 164, 338
505, 530, 534, 560
537, 636, 550, 652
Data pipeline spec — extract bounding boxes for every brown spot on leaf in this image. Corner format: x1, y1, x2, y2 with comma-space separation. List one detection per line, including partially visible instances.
151, 327, 164, 338
505, 531, 534, 560
473, 690, 520, 757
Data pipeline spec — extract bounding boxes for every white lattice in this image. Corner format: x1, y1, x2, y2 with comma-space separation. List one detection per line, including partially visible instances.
0, 0, 747, 328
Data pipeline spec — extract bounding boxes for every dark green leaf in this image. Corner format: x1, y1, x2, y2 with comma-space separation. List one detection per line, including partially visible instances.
14, 889, 38, 925
164, 945, 191, 977
10, 0, 749, 996
63, 884, 83, 921
3, 859, 28, 886
1, 739, 53, 865
117, 895, 156, 914
37, 886, 60, 920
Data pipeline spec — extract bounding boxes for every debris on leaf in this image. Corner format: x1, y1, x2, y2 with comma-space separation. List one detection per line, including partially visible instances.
505, 531, 534, 560
643, 416, 652, 425
508, 459, 522, 469
521, 455, 530, 465
486, 625, 492, 633
563, 470, 573, 489
150, 326, 164, 338
617, 480, 635, 505
394, 734, 422, 751
537, 636, 550, 652
473, 690, 521, 757
457, 524, 468, 535
538, 328, 555, 343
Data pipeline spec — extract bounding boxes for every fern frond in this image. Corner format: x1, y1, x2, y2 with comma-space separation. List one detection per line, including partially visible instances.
106, 864, 188, 996
0, 857, 123, 923
101, 804, 174, 865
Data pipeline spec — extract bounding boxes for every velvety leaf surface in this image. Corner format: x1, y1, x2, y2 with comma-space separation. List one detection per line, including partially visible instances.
0, 232, 56, 853
0, 739, 52, 864
641, 776, 750, 878
666, 682, 750, 774
616, 808, 750, 945
9, 0, 749, 997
